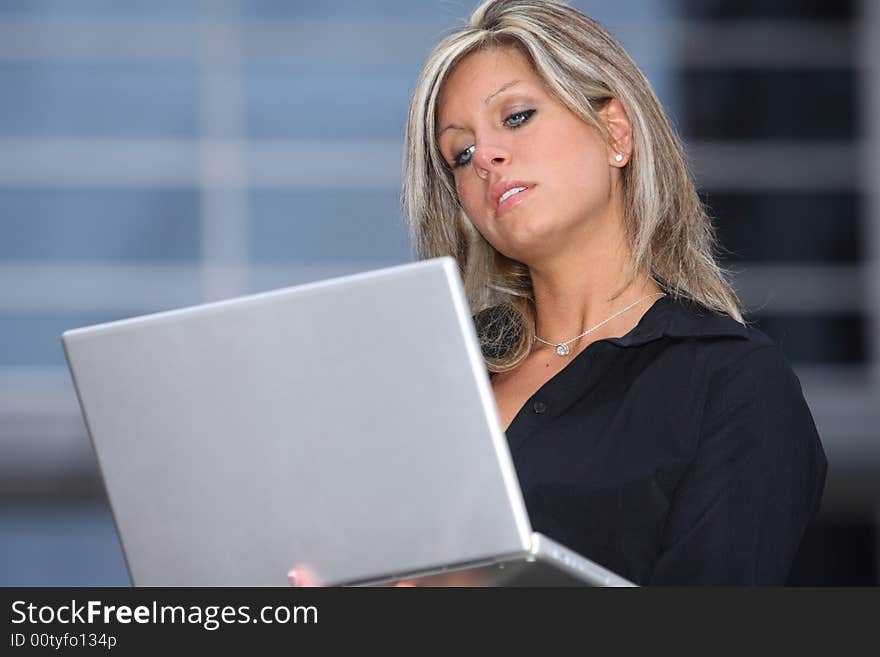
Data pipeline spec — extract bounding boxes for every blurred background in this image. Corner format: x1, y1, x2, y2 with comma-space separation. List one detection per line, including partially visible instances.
0, 0, 877, 586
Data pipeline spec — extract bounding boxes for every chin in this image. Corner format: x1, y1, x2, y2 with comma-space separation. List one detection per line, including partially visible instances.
497, 221, 562, 262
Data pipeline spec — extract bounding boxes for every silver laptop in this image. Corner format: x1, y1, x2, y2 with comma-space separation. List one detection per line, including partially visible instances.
62, 257, 634, 587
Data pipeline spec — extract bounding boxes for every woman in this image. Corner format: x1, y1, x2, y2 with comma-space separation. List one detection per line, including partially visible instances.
291, 0, 827, 586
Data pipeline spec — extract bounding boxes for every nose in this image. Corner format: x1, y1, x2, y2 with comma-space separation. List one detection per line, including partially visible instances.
472, 142, 509, 178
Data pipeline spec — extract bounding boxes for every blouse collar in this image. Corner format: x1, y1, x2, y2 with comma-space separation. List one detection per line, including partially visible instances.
605, 295, 750, 348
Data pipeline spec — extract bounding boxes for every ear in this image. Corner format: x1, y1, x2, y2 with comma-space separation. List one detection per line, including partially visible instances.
600, 98, 633, 167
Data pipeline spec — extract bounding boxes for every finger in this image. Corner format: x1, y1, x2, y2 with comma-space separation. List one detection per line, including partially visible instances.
287, 566, 321, 587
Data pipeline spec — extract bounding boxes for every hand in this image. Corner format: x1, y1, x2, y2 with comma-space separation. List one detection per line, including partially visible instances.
287, 564, 417, 587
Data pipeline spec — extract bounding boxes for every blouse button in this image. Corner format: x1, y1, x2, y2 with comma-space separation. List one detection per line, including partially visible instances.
533, 401, 547, 414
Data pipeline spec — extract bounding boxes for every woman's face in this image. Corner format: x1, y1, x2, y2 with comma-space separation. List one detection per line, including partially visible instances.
436, 46, 624, 264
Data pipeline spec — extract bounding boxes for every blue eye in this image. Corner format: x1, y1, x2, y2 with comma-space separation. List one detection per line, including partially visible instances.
453, 145, 475, 169
504, 109, 536, 128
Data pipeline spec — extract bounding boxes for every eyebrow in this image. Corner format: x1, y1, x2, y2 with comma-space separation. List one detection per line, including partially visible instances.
485, 79, 522, 105
437, 79, 524, 137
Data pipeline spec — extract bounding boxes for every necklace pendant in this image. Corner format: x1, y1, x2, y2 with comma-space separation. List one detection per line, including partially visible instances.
555, 344, 570, 356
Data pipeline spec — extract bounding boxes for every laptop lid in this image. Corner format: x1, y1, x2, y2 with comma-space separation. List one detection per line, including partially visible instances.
62, 257, 533, 586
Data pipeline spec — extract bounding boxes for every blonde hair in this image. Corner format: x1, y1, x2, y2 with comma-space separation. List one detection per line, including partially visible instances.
401, 0, 743, 372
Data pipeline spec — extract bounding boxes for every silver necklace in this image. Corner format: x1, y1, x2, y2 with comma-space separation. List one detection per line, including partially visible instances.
534, 292, 666, 356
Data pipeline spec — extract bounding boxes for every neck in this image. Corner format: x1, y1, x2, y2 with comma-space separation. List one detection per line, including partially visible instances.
527, 213, 662, 348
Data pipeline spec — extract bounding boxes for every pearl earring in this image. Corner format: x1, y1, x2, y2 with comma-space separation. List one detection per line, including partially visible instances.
614, 153, 624, 163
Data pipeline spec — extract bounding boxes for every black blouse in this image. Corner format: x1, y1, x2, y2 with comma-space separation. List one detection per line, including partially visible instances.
494, 295, 827, 585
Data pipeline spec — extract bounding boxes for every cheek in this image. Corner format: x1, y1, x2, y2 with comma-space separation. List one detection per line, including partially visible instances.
455, 175, 487, 227
549, 138, 612, 202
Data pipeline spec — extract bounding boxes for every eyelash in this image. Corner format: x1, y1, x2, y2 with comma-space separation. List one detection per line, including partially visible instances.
451, 109, 536, 169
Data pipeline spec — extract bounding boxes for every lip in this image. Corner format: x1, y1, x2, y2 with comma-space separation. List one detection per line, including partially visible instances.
490, 179, 535, 217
